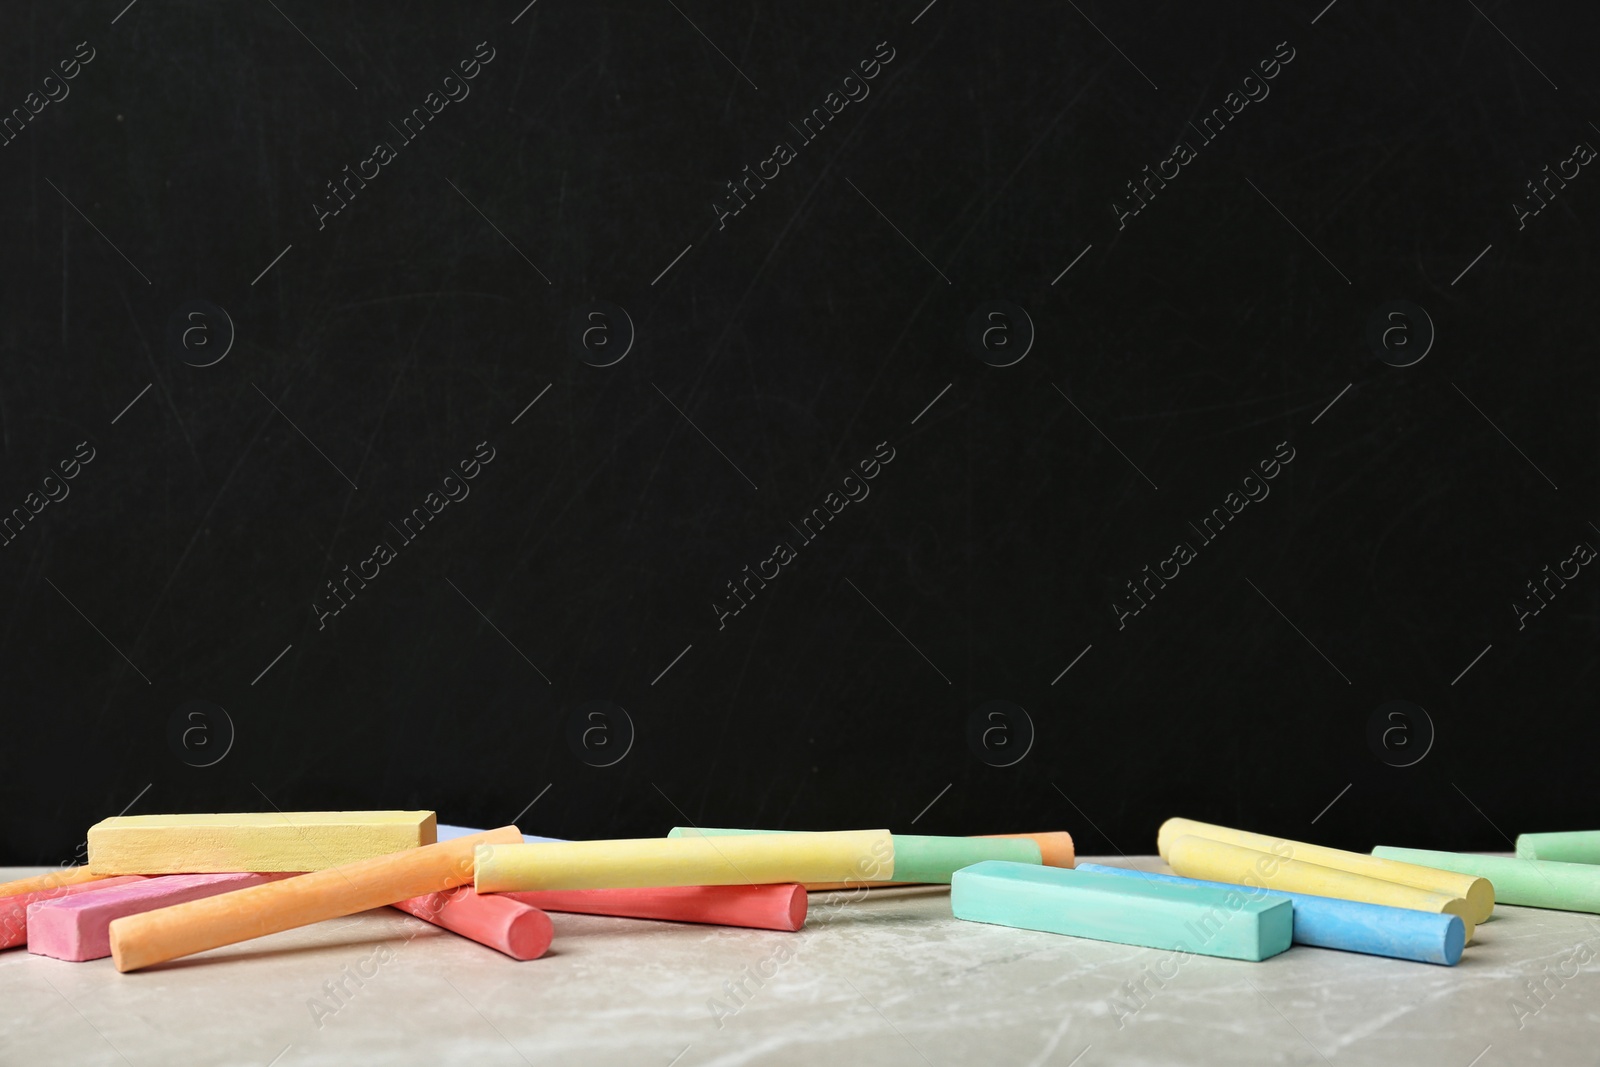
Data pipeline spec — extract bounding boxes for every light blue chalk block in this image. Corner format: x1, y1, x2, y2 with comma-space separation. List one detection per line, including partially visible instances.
951, 861, 1293, 961
1077, 864, 1465, 967
438, 823, 565, 845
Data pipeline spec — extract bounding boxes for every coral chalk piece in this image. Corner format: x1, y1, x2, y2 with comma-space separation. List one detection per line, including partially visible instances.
507, 884, 807, 932
392, 887, 553, 960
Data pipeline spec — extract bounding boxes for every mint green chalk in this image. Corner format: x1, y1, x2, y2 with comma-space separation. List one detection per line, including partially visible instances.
952, 861, 1293, 961
665, 827, 1041, 883
1373, 846, 1600, 914
1516, 831, 1600, 864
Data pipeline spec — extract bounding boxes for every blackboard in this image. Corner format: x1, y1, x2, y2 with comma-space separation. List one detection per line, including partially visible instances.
2, 0, 1595, 863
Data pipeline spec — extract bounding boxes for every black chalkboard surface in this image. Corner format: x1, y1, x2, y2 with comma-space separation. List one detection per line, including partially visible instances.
1, 0, 1595, 863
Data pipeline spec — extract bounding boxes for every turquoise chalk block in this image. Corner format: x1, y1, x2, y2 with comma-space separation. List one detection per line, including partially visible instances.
1077, 864, 1464, 966
951, 861, 1293, 962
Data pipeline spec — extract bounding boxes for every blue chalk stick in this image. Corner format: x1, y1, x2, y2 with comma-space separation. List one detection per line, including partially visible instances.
952, 860, 1293, 961
1077, 864, 1464, 966
438, 823, 565, 845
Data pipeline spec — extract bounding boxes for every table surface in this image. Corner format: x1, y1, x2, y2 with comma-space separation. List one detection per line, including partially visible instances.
2, 857, 1595, 1067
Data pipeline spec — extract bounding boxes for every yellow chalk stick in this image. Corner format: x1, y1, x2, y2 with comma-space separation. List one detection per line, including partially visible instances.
1158, 817, 1493, 923
1166, 835, 1476, 942
475, 830, 894, 892
109, 826, 519, 972
88, 811, 437, 874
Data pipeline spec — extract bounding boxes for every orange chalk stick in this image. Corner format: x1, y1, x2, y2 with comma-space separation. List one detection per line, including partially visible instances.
108, 826, 521, 972
3, 876, 146, 949
506, 884, 807, 932
0, 866, 109, 898
392, 887, 553, 960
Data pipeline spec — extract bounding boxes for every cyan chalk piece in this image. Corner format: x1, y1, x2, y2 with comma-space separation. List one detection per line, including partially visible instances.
951, 861, 1291, 962
1077, 864, 1463, 966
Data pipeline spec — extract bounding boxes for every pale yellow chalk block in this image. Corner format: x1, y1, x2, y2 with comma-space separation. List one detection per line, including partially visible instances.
88, 811, 437, 874
1158, 817, 1493, 923
1166, 835, 1476, 942
475, 830, 894, 892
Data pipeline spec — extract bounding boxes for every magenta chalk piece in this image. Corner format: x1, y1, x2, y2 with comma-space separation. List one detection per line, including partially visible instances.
27, 872, 295, 961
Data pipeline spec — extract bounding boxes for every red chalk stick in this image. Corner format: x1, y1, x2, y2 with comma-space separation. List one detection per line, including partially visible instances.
506, 883, 807, 932
392, 887, 553, 960
2, 876, 146, 949
28, 873, 296, 962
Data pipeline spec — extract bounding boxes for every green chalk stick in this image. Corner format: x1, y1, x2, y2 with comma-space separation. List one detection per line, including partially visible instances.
1515, 831, 1600, 864
1372, 846, 1600, 914
665, 827, 1042, 883
951, 861, 1293, 961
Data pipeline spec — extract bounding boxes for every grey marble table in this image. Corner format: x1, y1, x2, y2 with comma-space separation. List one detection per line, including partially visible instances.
1, 858, 1595, 1066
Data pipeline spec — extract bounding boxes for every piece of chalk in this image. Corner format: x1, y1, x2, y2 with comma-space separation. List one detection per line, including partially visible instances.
665, 828, 1039, 884
1077, 864, 1465, 966
981, 832, 1075, 869
439, 827, 806, 928
475, 830, 893, 892
507, 884, 807, 932
88, 811, 438, 874
438, 824, 564, 845
108, 825, 520, 972
2, 877, 147, 949
27, 873, 294, 962
1167, 836, 1475, 942
1373, 847, 1600, 914
0, 867, 110, 898
1159, 817, 1494, 923
1515, 831, 1600, 864
952, 861, 1293, 961
392, 887, 553, 960
804, 831, 1074, 891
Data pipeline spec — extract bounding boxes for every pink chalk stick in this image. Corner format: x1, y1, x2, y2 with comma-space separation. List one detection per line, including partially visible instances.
506, 883, 808, 932
392, 887, 553, 960
2, 876, 146, 950
27, 873, 295, 962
